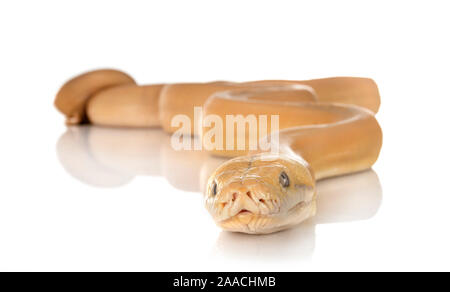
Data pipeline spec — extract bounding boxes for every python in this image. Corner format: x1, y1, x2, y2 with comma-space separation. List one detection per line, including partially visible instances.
170, 106, 280, 152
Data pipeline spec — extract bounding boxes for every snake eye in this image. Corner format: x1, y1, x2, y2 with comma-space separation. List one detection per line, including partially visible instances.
211, 181, 218, 196
279, 171, 290, 188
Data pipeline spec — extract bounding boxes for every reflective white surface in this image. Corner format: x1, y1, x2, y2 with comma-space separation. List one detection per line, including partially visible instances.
53, 126, 382, 270
1, 0, 450, 271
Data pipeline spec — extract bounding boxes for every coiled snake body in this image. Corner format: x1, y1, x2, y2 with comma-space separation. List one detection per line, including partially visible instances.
55, 69, 382, 234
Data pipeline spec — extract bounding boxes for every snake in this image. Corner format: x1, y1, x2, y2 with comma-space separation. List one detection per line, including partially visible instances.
55, 69, 382, 234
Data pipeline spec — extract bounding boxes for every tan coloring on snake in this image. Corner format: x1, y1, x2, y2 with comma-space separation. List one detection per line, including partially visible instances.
55, 69, 382, 234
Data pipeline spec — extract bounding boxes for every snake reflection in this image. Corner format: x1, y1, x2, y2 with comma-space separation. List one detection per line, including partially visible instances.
57, 126, 382, 260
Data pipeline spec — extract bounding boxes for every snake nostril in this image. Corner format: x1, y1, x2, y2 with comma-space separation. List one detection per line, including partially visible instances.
259, 199, 265, 203
246, 191, 252, 200
232, 193, 237, 202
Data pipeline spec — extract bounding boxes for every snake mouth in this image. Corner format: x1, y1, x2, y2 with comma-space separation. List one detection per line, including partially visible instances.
217, 200, 315, 234
237, 209, 252, 216
223, 200, 305, 222
219, 207, 278, 228
223, 205, 276, 222
219, 208, 264, 223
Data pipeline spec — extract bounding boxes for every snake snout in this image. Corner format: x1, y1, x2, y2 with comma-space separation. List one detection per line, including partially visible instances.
217, 183, 281, 219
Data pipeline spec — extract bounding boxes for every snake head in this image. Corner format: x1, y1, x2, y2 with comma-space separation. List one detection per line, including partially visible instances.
205, 153, 317, 234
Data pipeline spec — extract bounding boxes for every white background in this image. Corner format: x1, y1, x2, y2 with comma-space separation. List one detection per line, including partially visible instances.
0, 0, 449, 271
